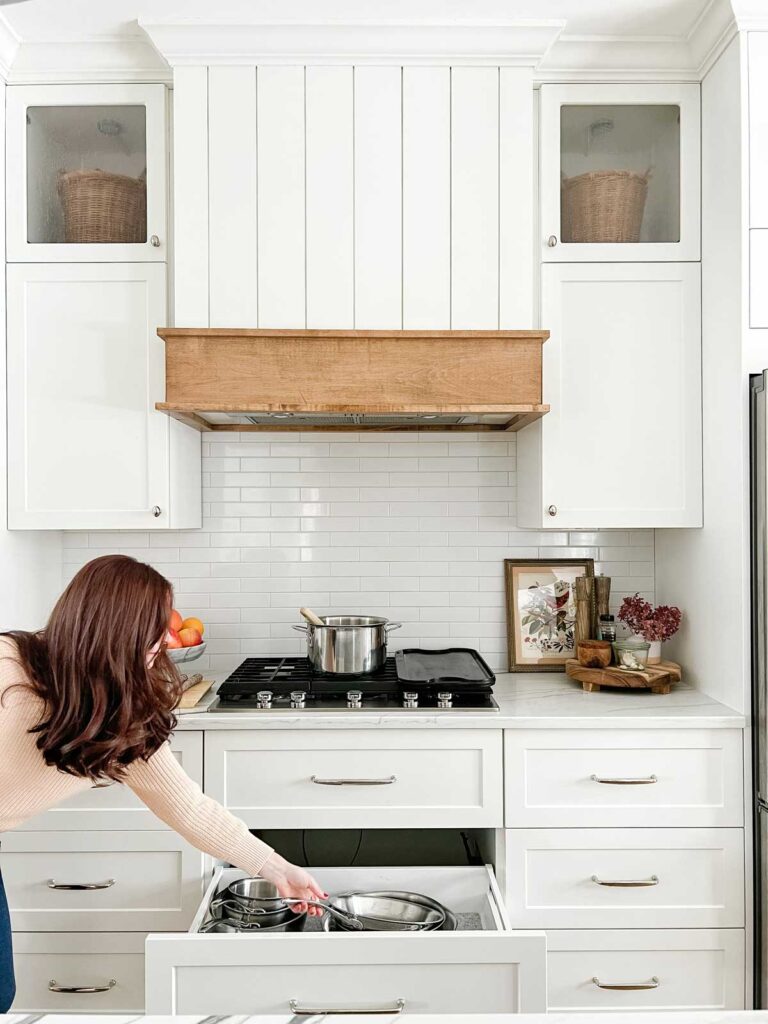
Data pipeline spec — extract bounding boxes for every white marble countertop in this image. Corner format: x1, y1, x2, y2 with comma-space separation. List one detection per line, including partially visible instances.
4, 1012, 768, 1023
175, 671, 745, 730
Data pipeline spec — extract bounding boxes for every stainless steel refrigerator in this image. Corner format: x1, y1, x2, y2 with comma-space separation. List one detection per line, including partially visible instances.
752, 372, 768, 1005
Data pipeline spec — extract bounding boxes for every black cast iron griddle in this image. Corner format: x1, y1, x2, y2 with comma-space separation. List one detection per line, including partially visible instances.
395, 648, 495, 688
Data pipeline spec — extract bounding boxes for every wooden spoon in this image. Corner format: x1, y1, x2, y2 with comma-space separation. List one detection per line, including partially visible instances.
299, 607, 325, 626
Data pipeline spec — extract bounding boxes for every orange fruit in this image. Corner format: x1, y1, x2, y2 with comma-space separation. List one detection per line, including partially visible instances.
169, 609, 184, 632
181, 616, 204, 636
179, 627, 202, 648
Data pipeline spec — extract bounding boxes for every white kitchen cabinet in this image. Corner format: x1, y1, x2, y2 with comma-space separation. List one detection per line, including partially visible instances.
2, 829, 204, 932
546, 929, 745, 1012
518, 261, 702, 528
505, 827, 744, 930
6, 262, 200, 530
749, 33, 768, 228
145, 865, 546, 1015
540, 83, 700, 262
11, 932, 146, 1013
6, 83, 167, 263
203, 729, 503, 829
15, 733, 203, 831
504, 728, 743, 828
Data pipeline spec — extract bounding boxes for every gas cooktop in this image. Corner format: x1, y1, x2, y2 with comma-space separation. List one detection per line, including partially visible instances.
210, 653, 500, 713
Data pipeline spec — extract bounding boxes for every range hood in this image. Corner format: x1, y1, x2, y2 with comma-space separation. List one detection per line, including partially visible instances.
155, 328, 549, 432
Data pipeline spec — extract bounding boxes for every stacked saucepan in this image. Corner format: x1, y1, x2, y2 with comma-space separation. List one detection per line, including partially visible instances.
200, 877, 455, 933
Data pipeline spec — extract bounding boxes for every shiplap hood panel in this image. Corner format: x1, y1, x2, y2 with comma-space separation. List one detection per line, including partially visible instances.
156, 328, 549, 432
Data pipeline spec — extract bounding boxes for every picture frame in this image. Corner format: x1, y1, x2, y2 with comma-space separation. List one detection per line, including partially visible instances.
504, 557, 595, 672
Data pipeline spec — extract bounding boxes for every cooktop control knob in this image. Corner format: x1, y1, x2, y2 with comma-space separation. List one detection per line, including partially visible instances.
437, 691, 453, 709
347, 690, 363, 709
256, 690, 273, 709
290, 690, 306, 709
403, 692, 419, 709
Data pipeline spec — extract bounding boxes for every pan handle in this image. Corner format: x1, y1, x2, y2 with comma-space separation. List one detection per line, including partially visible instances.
385, 622, 402, 633
291, 624, 309, 633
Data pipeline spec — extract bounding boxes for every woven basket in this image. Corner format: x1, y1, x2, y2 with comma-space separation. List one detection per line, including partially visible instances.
562, 169, 649, 244
57, 169, 146, 244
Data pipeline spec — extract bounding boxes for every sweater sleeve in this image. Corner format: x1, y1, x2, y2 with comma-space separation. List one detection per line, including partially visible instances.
123, 741, 274, 876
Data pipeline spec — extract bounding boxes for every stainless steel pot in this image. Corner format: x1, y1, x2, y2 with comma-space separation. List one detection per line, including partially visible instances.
292, 615, 402, 676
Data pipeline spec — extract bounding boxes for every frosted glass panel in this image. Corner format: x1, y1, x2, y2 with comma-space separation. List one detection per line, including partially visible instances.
560, 104, 680, 244
27, 105, 147, 244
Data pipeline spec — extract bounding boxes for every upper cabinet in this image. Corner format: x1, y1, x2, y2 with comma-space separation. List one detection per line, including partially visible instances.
6, 84, 168, 262
540, 83, 700, 262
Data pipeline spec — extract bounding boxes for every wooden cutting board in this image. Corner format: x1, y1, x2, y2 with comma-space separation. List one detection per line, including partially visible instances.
177, 677, 214, 709
565, 659, 682, 695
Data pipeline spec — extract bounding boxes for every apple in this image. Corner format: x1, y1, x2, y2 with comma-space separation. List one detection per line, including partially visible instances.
166, 628, 183, 650
169, 609, 184, 632
179, 627, 203, 648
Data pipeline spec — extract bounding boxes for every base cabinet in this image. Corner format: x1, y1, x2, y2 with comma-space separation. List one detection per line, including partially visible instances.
145, 865, 547, 1015
10, 932, 146, 1012
546, 929, 745, 1012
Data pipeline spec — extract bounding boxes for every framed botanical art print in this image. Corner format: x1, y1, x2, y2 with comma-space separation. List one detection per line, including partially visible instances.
504, 558, 595, 672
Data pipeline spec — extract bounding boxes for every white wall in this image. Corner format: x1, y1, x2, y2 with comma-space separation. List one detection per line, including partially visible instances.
656, 35, 748, 712
0, 80, 62, 631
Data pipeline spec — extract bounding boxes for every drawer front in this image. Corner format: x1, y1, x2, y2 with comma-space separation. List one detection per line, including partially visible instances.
205, 729, 503, 828
17, 732, 203, 830
752, 231, 768, 327
505, 728, 743, 828
547, 929, 745, 1012
505, 827, 744, 929
11, 931, 145, 1012
3, 830, 204, 931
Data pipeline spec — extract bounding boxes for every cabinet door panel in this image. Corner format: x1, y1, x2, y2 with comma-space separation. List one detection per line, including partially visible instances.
522, 262, 701, 528
7, 263, 168, 529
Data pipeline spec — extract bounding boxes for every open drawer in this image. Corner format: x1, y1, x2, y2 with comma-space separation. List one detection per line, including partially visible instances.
145, 865, 546, 1015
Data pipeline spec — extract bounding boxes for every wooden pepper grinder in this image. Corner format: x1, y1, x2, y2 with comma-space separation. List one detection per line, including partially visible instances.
595, 575, 611, 637
574, 575, 594, 644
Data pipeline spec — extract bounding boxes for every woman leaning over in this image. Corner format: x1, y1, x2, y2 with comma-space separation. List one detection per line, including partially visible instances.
0, 553, 325, 1012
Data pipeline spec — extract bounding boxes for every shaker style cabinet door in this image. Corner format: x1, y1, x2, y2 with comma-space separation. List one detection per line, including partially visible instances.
7, 263, 170, 529
540, 83, 700, 262
517, 262, 702, 529
6, 83, 167, 263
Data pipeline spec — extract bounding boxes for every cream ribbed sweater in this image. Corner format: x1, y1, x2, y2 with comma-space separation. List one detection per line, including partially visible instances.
0, 638, 273, 876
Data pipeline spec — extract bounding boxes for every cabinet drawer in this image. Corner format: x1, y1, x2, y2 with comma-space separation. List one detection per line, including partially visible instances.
505, 827, 743, 929
16, 733, 202, 831
205, 729, 503, 828
751, 230, 768, 326
505, 728, 743, 827
145, 865, 546, 1015
3, 830, 204, 931
11, 931, 145, 1012
547, 929, 745, 1012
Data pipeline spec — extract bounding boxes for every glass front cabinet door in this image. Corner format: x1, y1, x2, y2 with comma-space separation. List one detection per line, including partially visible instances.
540, 84, 700, 262
6, 83, 167, 262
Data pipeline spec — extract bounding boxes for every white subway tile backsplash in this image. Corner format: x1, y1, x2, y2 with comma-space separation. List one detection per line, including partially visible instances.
64, 434, 656, 671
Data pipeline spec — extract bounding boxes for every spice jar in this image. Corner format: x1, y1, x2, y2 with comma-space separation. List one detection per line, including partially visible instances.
612, 638, 650, 671
598, 614, 616, 643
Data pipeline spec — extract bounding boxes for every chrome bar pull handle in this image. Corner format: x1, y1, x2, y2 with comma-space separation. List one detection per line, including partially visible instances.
591, 874, 659, 887
47, 878, 115, 890
310, 775, 396, 786
289, 998, 405, 1015
592, 976, 659, 992
590, 773, 657, 785
48, 979, 116, 994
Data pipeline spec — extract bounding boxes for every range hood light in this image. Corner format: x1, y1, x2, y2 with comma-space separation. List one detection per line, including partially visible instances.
420, 414, 439, 420
269, 412, 293, 419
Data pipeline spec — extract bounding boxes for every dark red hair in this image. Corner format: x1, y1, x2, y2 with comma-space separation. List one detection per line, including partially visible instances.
2, 554, 182, 780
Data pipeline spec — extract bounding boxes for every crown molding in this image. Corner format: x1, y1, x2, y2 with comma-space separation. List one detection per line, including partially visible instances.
139, 19, 566, 67
731, 0, 768, 31
0, 15, 20, 82
5, 39, 171, 84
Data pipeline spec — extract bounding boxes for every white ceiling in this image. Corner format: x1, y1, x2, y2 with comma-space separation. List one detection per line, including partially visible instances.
0, 0, 718, 44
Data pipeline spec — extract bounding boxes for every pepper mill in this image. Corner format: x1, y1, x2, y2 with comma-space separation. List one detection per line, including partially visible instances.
595, 575, 611, 634
574, 575, 593, 644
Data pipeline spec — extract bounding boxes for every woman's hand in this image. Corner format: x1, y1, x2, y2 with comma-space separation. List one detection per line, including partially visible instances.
260, 851, 327, 916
